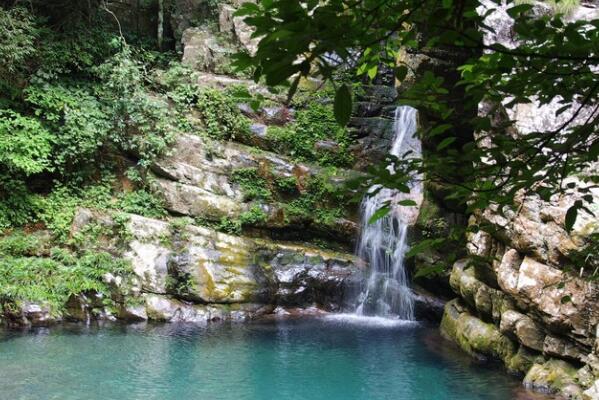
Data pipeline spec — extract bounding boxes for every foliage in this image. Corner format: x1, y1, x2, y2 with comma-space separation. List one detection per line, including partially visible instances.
284, 174, 351, 225
231, 168, 272, 201
195, 88, 250, 140
24, 82, 111, 172
94, 46, 176, 168
0, 245, 131, 313
239, 204, 268, 226
566, 232, 599, 280
117, 190, 168, 219
516, 0, 580, 15
33, 181, 113, 242
0, 6, 38, 83
0, 110, 53, 175
266, 102, 354, 167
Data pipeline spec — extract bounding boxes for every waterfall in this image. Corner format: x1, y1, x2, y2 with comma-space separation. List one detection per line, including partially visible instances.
354, 106, 421, 321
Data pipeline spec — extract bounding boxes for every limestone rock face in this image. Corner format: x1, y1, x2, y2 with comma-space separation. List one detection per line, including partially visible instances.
72, 209, 361, 312
150, 133, 359, 241
181, 27, 232, 73
445, 250, 598, 398
479, 189, 598, 267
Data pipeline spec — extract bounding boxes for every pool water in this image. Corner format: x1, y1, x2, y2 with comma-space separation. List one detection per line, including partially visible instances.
0, 316, 553, 400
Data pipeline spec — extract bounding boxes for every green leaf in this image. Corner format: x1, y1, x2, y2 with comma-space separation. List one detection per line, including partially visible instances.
414, 264, 446, 279
394, 65, 408, 81
428, 124, 452, 138
334, 84, 352, 126
405, 238, 445, 258
436, 137, 456, 151
367, 65, 378, 80
560, 295, 572, 304
565, 205, 578, 232
398, 199, 417, 206
368, 206, 390, 224
506, 4, 534, 18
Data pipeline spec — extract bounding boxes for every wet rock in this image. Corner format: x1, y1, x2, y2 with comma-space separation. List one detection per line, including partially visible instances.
18, 302, 55, 326
412, 288, 446, 322
118, 304, 148, 322
265, 249, 357, 308
353, 101, 383, 118
64, 293, 110, 322
356, 85, 397, 104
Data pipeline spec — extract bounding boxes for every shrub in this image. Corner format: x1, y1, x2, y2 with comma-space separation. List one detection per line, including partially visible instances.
0, 110, 53, 175
0, 7, 38, 81
25, 83, 111, 171
117, 190, 167, 219
0, 247, 131, 313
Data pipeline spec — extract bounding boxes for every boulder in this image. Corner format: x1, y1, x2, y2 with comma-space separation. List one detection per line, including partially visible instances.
218, 3, 258, 55
543, 335, 586, 362
524, 359, 583, 398
181, 27, 233, 73
496, 252, 598, 337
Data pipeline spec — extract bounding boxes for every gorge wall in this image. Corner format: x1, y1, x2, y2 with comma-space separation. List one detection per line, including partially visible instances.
437, 2, 599, 399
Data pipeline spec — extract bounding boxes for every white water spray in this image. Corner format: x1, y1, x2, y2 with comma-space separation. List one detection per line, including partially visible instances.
354, 106, 422, 321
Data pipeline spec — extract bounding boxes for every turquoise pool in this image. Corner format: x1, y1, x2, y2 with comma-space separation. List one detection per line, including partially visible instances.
0, 316, 553, 400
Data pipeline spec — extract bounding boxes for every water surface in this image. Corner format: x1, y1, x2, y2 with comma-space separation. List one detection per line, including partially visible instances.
0, 317, 554, 400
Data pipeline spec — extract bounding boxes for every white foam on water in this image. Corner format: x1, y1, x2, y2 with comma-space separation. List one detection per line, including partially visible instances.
324, 313, 419, 328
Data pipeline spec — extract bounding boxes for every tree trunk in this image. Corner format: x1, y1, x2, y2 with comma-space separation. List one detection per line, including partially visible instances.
157, 0, 164, 51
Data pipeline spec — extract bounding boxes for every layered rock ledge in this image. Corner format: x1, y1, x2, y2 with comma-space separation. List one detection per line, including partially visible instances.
2, 209, 361, 327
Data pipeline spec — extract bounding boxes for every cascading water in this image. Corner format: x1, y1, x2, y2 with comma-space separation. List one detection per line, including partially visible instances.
354, 105, 422, 321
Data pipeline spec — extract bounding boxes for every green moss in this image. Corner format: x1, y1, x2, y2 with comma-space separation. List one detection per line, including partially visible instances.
274, 176, 299, 195
282, 173, 351, 225
524, 359, 582, 395
441, 299, 516, 364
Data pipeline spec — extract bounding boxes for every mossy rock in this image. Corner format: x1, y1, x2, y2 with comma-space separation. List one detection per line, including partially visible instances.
441, 299, 517, 363
524, 359, 583, 398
